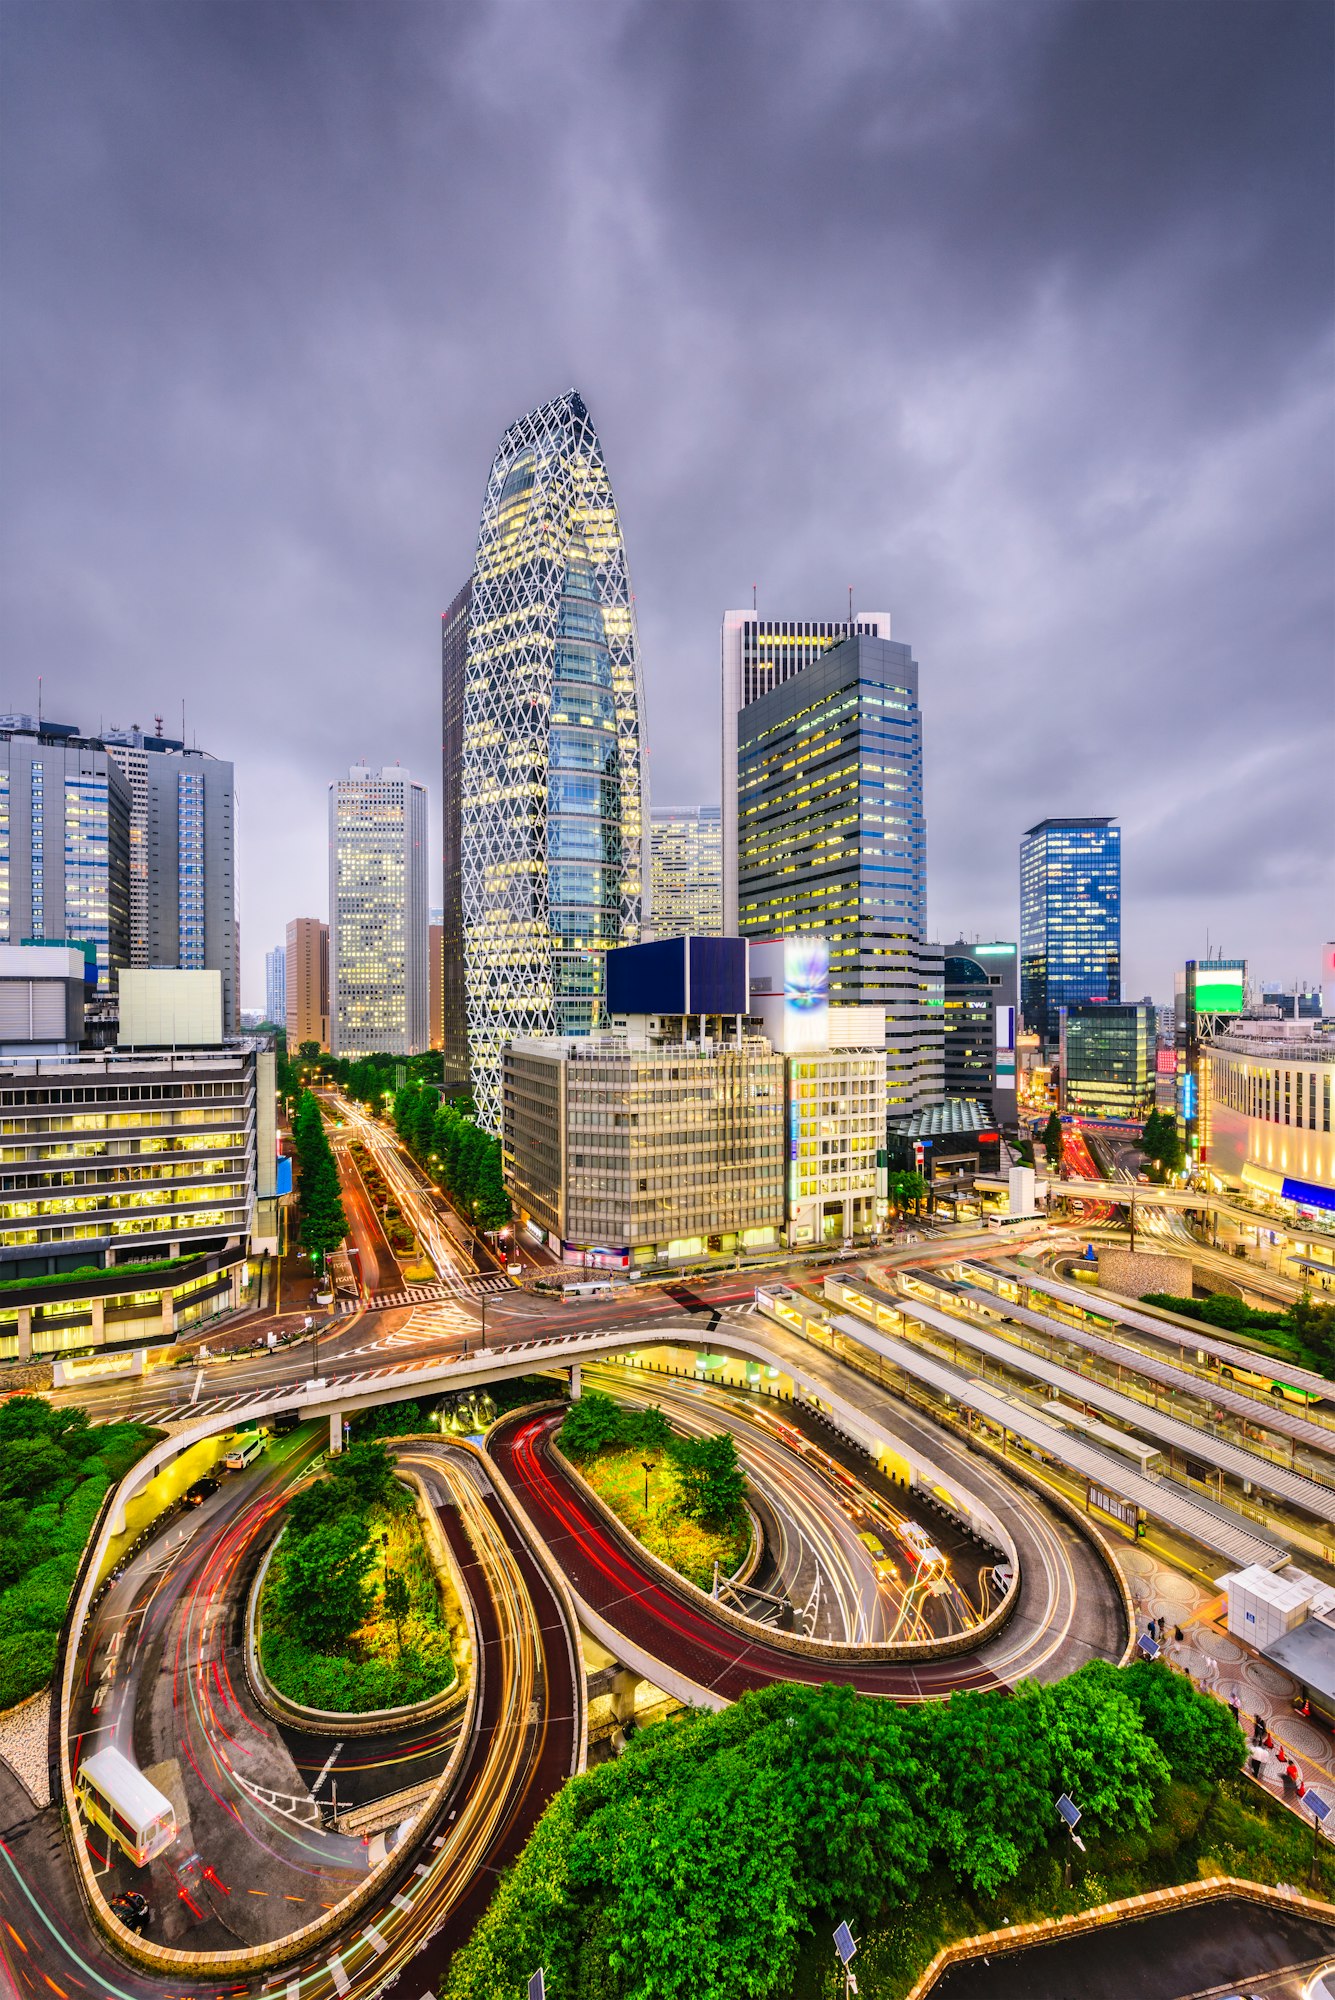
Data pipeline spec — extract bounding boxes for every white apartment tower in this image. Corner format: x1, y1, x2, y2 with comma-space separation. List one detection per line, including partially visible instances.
329, 764, 429, 1056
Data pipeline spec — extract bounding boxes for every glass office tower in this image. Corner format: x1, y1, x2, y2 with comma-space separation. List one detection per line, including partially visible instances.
1020, 816, 1121, 1050
736, 633, 942, 1121
459, 390, 646, 1130
0, 722, 131, 988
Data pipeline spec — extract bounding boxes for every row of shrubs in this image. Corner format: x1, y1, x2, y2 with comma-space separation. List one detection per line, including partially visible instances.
0, 1396, 156, 1711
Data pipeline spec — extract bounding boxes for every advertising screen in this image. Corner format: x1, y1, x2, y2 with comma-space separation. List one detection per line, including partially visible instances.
783, 936, 830, 1053
1193, 967, 1245, 1014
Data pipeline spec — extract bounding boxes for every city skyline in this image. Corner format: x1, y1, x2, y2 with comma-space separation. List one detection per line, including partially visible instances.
1, 6, 1329, 1011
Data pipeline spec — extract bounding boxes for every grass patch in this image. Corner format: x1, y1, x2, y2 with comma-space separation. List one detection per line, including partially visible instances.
787, 1774, 1335, 1996
260, 1495, 454, 1714
580, 1444, 749, 1591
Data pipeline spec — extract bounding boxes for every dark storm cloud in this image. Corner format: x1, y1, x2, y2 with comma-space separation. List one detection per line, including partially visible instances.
1, 0, 1330, 1003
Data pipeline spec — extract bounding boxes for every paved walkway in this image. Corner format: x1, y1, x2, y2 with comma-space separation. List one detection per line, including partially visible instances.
1123, 1547, 1335, 1813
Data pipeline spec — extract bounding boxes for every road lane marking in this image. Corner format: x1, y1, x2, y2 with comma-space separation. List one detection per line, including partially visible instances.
310, 1740, 344, 1794
363, 1926, 388, 1954
328, 1954, 350, 1994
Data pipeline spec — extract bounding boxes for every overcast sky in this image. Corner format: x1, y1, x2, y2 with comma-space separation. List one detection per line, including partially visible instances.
2, 0, 1331, 1011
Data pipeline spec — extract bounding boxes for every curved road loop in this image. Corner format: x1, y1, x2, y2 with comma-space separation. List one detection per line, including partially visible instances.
492, 1391, 1126, 1705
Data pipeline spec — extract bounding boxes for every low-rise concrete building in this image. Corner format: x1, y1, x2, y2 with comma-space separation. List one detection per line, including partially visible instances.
503, 1025, 785, 1268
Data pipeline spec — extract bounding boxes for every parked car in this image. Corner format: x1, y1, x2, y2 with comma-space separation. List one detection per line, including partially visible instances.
184, 1476, 220, 1507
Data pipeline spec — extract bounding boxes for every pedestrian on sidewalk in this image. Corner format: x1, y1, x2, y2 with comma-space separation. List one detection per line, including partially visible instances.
1158, 1615, 1166, 1642
1229, 1697, 1241, 1726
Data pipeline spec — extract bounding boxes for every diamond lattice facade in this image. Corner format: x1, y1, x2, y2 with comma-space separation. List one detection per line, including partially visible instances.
460, 390, 646, 1130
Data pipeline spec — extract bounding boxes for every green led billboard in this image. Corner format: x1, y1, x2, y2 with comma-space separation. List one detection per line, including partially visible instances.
1193, 967, 1245, 1013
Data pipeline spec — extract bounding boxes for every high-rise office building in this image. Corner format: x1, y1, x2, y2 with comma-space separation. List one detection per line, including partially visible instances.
455, 389, 646, 1130
103, 726, 239, 1034
943, 940, 1018, 1126
721, 609, 890, 933
735, 632, 941, 1121
429, 919, 444, 1051
1019, 816, 1121, 1051
264, 946, 286, 1027
1062, 1001, 1155, 1123
285, 917, 329, 1051
329, 764, 428, 1057
649, 806, 722, 938
0, 720, 131, 990
440, 578, 472, 1094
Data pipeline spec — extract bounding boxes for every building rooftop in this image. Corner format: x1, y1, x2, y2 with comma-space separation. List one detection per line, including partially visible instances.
1265, 1613, 1335, 1708
897, 1099, 994, 1137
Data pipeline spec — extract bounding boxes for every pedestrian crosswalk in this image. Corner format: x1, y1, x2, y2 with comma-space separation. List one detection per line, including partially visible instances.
370, 1273, 513, 1309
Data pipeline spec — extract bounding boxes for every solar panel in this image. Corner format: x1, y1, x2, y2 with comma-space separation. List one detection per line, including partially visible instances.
1309, 1792, 1331, 1825
834, 1921, 858, 1965
529, 1973, 546, 2000
1138, 1635, 1161, 1660
1055, 1793, 1082, 1829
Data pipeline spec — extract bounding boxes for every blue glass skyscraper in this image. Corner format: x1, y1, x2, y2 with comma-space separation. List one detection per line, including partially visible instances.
1020, 816, 1121, 1049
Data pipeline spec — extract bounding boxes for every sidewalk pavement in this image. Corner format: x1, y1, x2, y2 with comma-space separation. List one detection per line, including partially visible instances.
1123, 1546, 1335, 1818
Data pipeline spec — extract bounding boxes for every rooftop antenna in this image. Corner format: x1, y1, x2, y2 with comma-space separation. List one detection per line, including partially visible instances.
37, 674, 42, 726
848, 585, 855, 631
181, 699, 186, 748
752, 582, 757, 612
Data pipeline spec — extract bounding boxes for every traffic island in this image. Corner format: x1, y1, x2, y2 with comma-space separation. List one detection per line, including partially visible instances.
247, 1453, 469, 1731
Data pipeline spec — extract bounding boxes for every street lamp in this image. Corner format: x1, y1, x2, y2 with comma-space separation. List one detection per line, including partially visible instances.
641, 1459, 654, 1513
1055, 1792, 1085, 1886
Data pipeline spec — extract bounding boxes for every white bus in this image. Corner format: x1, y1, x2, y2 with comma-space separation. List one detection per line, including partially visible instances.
76, 1745, 177, 1867
225, 1430, 266, 1472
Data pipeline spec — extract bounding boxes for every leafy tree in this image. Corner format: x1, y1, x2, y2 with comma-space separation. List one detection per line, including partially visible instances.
1291, 1293, 1335, 1371
472, 1135, 512, 1230
1140, 1109, 1185, 1181
328, 1440, 398, 1510
918, 1684, 1054, 1894
887, 1169, 927, 1216
769, 1683, 934, 1915
274, 1514, 376, 1653
623, 1404, 672, 1452
561, 1390, 628, 1461
291, 1088, 347, 1265
1042, 1111, 1064, 1163
286, 1475, 357, 1541
298, 1040, 321, 1061
1119, 1658, 1245, 1785
1038, 1662, 1169, 1834
672, 1431, 746, 1527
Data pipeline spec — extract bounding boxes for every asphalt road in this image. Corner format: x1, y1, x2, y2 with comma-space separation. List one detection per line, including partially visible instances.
490, 1397, 1126, 1703
932, 1896, 1335, 1999
0, 1437, 582, 2000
